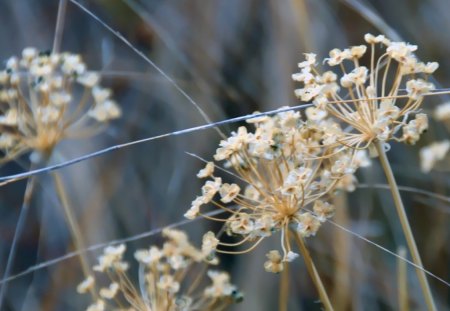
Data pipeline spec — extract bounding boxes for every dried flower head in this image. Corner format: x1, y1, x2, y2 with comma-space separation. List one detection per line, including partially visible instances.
264, 250, 284, 273
293, 34, 437, 149
79, 229, 241, 311
419, 140, 450, 172
186, 109, 370, 271
0, 47, 121, 162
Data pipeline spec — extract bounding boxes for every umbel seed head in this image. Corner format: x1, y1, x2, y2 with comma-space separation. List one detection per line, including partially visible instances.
0, 47, 121, 163
293, 33, 437, 149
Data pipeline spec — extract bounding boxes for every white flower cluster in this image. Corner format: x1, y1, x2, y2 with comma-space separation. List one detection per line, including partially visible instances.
0, 47, 121, 160
78, 229, 241, 311
186, 107, 371, 271
292, 34, 438, 148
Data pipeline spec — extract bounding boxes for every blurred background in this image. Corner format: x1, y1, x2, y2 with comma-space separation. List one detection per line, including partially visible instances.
0, 0, 448, 310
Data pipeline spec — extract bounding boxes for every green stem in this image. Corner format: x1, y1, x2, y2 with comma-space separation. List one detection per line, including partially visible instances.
294, 232, 334, 311
375, 141, 436, 311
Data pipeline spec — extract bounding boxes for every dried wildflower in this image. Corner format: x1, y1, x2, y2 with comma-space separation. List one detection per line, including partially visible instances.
402, 113, 428, 144
187, 108, 369, 271
434, 102, 450, 121
93, 244, 128, 272
285, 251, 299, 262
219, 183, 241, 203
86, 300, 105, 311
184, 196, 205, 220
0, 47, 121, 163
296, 212, 321, 237
77, 275, 95, 294
80, 230, 241, 311
313, 200, 335, 222
134, 246, 162, 265
202, 231, 219, 257
197, 162, 215, 178
204, 270, 237, 298
420, 140, 450, 172
157, 275, 180, 293
264, 250, 284, 273
295, 35, 441, 309
99, 282, 119, 299
293, 34, 438, 149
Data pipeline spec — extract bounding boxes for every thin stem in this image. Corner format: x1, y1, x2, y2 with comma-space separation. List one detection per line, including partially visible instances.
52, 172, 96, 299
397, 246, 409, 311
290, 0, 314, 52
0, 175, 37, 309
186, 264, 207, 296
69, 0, 226, 139
52, 0, 68, 53
293, 232, 334, 311
375, 140, 436, 311
279, 261, 289, 311
330, 194, 351, 311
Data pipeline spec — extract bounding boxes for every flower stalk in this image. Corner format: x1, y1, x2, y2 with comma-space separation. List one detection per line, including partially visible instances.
53, 172, 96, 299
279, 261, 290, 311
375, 140, 436, 311
0, 174, 37, 309
397, 246, 409, 311
294, 231, 333, 311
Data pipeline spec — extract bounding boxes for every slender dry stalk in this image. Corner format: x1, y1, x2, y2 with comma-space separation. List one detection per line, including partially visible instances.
290, 0, 315, 52
0, 174, 37, 309
52, 172, 96, 299
375, 141, 436, 311
52, 0, 68, 54
279, 261, 289, 311
294, 232, 334, 311
397, 246, 409, 311
330, 194, 351, 310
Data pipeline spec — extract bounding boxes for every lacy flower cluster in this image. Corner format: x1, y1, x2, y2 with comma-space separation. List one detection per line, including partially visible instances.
78, 229, 241, 311
0, 47, 121, 162
292, 34, 438, 150
185, 109, 370, 272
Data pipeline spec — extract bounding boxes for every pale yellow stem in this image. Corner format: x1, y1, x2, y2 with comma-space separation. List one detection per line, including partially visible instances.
330, 194, 351, 311
397, 246, 409, 311
294, 232, 334, 311
375, 141, 436, 311
52, 172, 96, 299
279, 261, 289, 311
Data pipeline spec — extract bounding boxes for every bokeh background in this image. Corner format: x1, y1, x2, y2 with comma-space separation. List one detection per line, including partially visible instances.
0, 0, 449, 310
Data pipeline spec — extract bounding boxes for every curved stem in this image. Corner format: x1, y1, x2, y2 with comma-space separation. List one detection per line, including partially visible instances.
293, 232, 334, 311
375, 140, 436, 311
